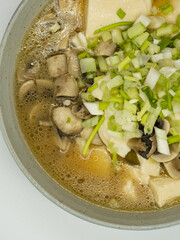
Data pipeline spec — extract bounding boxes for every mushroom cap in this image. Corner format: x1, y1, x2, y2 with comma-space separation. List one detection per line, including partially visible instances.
17, 61, 40, 82
19, 79, 54, 101
19, 80, 36, 101
29, 102, 51, 125
151, 143, 179, 163
52, 107, 83, 135
164, 154, 180, 179
54, 74, 79, 99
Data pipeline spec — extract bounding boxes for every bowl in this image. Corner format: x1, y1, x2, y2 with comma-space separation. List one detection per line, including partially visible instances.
1, 0, 180, 230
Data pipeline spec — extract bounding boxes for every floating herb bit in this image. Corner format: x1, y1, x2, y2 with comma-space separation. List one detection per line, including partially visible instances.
125, 150, 140, 165
117, 8, 126, 20
94, 21, 133, 34
159, 2, 174, 15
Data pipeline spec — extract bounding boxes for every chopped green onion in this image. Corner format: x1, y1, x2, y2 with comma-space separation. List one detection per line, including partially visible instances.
141, 40, 151, 52
167, 93, 173, 111
107, 75, 123, 89
142, 86, 157, 108
158, 38, 172, 50
127, 22, 146, 39
173, 95, 180, 103
97, 56, 108, 72
94, 75, 105, 83
49, 22, 61, 33
77, 78, 86, 88
88, 83, 98, 93
141, 112, 150, 125
99, 102, 109, 110
124, 100, 137, 114
108, 96, 123, 103
144, 106, 161, 134
80, 58, 97, 73
111, 29, 124, 44
82, 116, 100, 128
159, 2, 174, 15
83, 116, 105, 156
134, 32, 149, 47
168, 135, 180, 145
108, 116, 122, 132
66, 117, 71, 123
81, 92, 95, 102
118, 56, 131, 72
156, 24, 173, 37
109, 55, 120, 66
124, 75, 139, 82
137, 100, 151, 121
112, 152, 118, 165
78, 51, 89, 59
101, 31, 112, 42
117, 8, 126, 20
88, 37, 99, 49
94, 21, 133, 34
120, 88, 130, 100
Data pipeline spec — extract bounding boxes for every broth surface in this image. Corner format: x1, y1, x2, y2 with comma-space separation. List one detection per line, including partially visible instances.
15, 0, 180, 211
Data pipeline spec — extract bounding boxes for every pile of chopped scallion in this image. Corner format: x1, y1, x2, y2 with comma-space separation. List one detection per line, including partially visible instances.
71, 4, 180, 160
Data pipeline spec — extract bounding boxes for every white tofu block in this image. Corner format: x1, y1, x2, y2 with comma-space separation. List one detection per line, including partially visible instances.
150, 177, 180, 207
86, 0, 152, 38
138, 155, 160, 177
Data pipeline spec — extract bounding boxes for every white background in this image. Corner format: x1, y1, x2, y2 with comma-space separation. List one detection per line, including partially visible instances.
0, 1, 180, 239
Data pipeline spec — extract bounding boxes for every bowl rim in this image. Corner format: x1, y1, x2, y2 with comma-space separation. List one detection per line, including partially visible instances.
1, 0, 180, 231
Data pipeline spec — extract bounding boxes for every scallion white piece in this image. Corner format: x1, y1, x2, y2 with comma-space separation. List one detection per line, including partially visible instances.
154, 127, 170, 155
159, 67, 177, 78
144, 67, 160, 90
83, 101, 104, 115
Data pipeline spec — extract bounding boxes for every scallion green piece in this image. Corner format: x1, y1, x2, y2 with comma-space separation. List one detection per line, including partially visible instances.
97, 56, 108, 72
87, 83, 98, 93
82, 116, 100, 128
94, 21, 133, 34
117, 8, 126, 20
99, 102, 109, 110
118, 56, 131, 72
78, 51, 89, 59
142, 86, 157, 108
80, 58, 97, 73
81, 92, 95, 102
94, 75, 105, 83
83, 116, 105, 156
88, 37, 99, 49
159, 2, 174, 15
173, 95, 180, 103
101, 31, 112, 42
141, 40, 151, 52
127, 22, 146, 39
168, 135, 180, 145
112, 152, 118, 165
156, 24, 173, 37
49, 22, 61, 33
120, 88, 130, 100
158, 38, 172, 50
111, 28, 124, 44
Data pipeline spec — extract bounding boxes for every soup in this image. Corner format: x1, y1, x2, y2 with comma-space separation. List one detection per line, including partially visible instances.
15, 0, 180, 211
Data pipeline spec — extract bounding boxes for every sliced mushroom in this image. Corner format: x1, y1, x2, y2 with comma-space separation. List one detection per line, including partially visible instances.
127, 134, 157, 159
164, 154, 180, 179
17, 61, 40, 82
36, 79, 54, 94
151, 143, 179, 163
95, 40, 116, 56
52, 107, 82, 135
29, 102, 51, 125
47, 54, 67, 78
72, 104, 91, 119
66, 49, 81, 78
19, 79, 54, 101
19, 80, 36, 101
53, 131, 70, 152
80, 127, 103, 145
54, 74, 79, 99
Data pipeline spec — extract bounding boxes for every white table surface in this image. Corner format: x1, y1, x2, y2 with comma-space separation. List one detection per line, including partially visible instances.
0, 1, 180, 239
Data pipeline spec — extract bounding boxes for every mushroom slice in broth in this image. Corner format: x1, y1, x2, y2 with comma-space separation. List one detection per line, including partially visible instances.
54, 74, 79, 99
164, 155, 180, 179
52, 107, 83, 136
